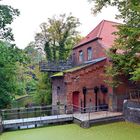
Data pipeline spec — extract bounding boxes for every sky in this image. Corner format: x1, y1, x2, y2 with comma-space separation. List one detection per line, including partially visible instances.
1, 0, 119, 49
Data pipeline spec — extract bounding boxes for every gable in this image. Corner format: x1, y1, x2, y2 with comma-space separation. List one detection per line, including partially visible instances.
74, 20, 120, 50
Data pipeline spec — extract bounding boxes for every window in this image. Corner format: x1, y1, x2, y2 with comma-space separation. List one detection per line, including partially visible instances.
87, 47, 92, 60
79, 50, 84, 62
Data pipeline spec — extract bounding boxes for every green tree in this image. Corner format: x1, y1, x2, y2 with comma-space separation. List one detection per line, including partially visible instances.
35, 13, 81, 61
16, 43, 52, 106
0, 3, 20, 41
0, 3, 28, 108
89, 0, 140, 85
0, 41, 25, 108
131, 64, 140, 81
24, 42, 45, 63
34, 73, 52, 105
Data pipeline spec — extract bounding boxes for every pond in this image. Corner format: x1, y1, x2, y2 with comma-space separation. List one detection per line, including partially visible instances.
1, 122, 140, 140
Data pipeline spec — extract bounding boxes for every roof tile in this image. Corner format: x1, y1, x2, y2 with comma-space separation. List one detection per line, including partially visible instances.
74, 20, 120, 49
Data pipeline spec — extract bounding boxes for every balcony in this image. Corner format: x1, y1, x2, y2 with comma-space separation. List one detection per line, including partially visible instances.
39, 60, 73, 72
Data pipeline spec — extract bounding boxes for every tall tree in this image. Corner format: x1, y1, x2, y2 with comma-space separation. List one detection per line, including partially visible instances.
0, 2, 20, 41
35, 13, 81, 61
17, 43, 51, 106
89, 0, 140, 85
0, 41, 25, 108
24, 41, 45, 64
0, 2, 22, 108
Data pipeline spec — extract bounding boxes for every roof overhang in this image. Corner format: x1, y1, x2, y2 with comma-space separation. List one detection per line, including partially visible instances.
51, 57, 107, 78
73, 37, 101, 50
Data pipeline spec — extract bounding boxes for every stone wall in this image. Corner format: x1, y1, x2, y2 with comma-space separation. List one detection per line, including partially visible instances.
52, 77, 67, 106
123, 100, 140, 124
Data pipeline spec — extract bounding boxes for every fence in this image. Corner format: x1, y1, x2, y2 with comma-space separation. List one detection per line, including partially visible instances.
1, 105, 69, 121
123, 100, 140, 124
72, 104, 111, 121
0, 104, 111, 121
0, 104, 123, 129
129, 89, 140, 102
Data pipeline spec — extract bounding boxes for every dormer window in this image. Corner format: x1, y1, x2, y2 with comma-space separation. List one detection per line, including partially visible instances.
79, 50, 84, 62
87, 47, 92, 60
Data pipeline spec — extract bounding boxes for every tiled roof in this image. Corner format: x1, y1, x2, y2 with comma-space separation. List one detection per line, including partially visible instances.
51, 57, 106, 77
74, 20, 120, 49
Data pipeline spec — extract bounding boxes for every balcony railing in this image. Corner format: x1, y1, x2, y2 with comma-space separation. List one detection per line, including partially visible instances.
39, 60, 73, 72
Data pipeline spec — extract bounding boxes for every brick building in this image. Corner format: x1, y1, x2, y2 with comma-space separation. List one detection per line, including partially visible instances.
51, 20, 137, 112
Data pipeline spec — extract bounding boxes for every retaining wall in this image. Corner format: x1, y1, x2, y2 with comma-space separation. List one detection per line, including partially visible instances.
123, 100, 140, 124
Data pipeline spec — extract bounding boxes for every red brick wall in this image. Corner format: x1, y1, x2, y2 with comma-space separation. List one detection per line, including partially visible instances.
51, 61, 136, 111
72, 39, 106, 65
64, 60, 110, 108
114, 76, 139, 111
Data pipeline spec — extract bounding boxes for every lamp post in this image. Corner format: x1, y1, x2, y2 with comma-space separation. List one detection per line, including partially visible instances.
57, 86, 60, 105
83, 87, 87, 113
56, 86, 60, 115
94, 86, 99, 111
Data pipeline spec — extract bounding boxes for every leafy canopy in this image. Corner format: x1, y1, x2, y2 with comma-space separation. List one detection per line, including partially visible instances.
0, 41, 25, 108
35, 13, 81, 61
0, 2, 23, 108
0, 3, 20, 41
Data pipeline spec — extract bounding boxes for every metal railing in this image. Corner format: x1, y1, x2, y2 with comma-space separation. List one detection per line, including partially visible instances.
0, 104, 122, 123
129, 89, 140, 102
39, 60, 73, 72
71, 104, 110, 121
0, 105, 68, 121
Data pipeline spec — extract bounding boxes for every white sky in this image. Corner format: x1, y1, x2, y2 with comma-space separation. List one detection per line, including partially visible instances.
1, 0, 119, 49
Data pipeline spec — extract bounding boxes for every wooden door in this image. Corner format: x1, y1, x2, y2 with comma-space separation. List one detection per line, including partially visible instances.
73, 91, 79, 112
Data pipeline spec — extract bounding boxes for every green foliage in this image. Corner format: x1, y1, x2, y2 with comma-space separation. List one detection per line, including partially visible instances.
33, 14, 82, 106
13, 95, 34, 108
0, 3, 29, 108
24, 42, 45, 63
90, 0, 140, 84
0, 41, 25, 108
130, 64, 140, 81
0, 4, 20, 41
34, 73, 52, 105
35, 13, 81, 61
44, 41, 52, 61
104, 65, 121, 87
14, 43, 52, 106
15, 63, 38, 96
15, 42, 45, 97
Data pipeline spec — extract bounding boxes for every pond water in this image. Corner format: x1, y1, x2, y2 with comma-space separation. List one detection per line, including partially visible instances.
1, 122, 140, 140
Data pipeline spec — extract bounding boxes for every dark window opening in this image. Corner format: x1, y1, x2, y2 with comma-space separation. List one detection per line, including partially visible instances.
79, 50, 84, 62
87, 47, 92, 60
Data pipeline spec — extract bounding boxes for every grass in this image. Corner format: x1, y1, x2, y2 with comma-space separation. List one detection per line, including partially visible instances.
15, 94, 30, 100
1, 122, 140, 140
12, 94, 35, 108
